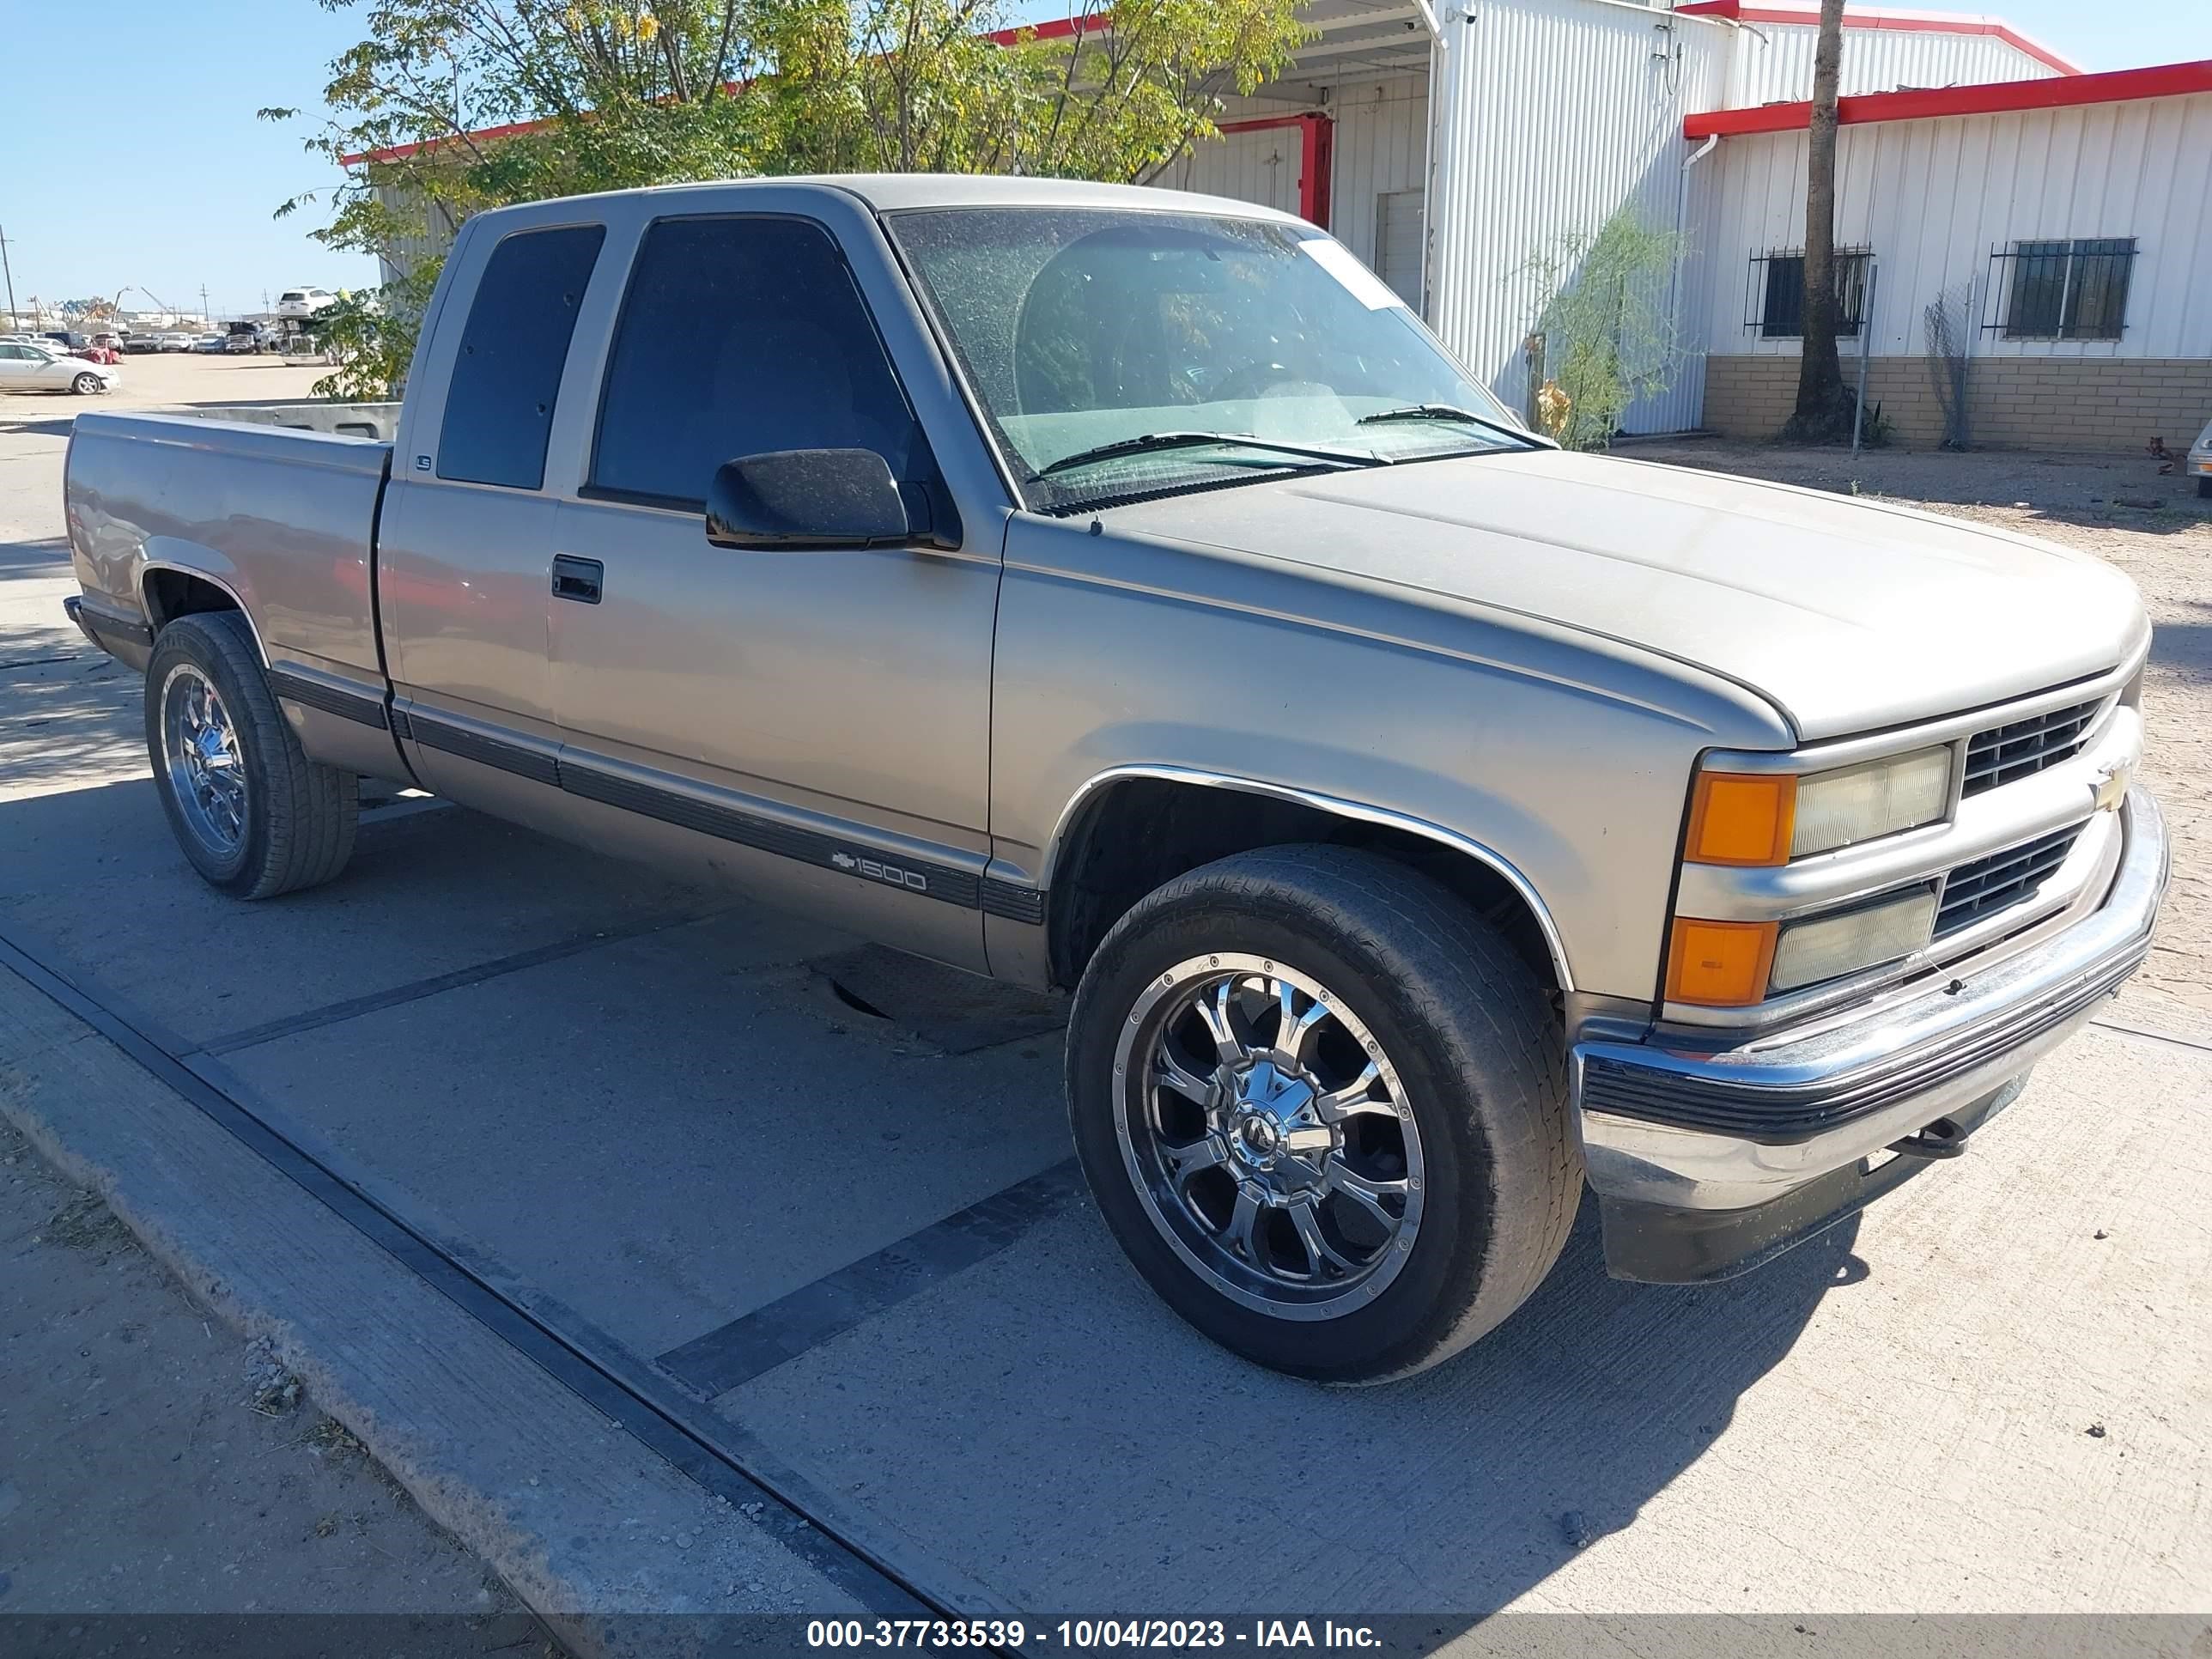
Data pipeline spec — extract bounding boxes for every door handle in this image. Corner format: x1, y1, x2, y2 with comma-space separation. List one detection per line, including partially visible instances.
551, 556, 603, 605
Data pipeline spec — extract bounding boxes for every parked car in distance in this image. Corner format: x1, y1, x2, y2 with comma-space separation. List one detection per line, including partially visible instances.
156, 331, 198, 353
43, 331, 90, 353
275, 287, 338, 320
2190, 415, 2211, 499
225, 322, 272, 355
194, 333, 228, 354
0, 339, 116, 394
59, 178, 2165, 1383
122, 333, 164, 354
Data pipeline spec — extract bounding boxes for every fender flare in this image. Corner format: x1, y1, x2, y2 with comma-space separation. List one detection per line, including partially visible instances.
139, 555, 270, 667
1037, 764, 1577, 995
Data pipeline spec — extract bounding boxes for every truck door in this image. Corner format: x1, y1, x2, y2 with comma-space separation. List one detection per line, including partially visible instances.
545, 210, 1002, 971
376, 217, 606, 813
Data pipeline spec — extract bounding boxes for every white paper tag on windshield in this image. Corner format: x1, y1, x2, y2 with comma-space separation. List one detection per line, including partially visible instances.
1299, 238, 1407, 310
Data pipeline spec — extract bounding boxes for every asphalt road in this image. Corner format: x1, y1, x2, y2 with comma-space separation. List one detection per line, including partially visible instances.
1, 364, 2206, 1641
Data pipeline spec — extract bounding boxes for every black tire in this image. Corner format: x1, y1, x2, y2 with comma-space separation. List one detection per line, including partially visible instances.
144, 611, 358, 898
2198, 476, 2209, 501
71, 372, 103, 395
1066, 844, 1579, 1384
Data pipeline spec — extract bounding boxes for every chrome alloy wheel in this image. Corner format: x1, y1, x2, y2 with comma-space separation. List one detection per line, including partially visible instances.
160, 663, 248, 855
1113, 954, 1425, 1320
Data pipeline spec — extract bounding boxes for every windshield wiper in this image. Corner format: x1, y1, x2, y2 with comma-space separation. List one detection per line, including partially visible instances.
1034, 430, 1384, 479
1355, 403, 1531, 443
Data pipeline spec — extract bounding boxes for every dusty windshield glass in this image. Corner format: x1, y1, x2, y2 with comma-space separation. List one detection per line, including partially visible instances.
888, 207, 1534, 513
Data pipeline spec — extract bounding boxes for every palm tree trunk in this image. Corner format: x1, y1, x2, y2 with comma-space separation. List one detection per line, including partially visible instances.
1786, 0, 1853, 441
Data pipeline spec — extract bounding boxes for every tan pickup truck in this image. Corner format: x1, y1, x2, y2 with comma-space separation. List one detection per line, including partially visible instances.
62, 176, 2165, 1382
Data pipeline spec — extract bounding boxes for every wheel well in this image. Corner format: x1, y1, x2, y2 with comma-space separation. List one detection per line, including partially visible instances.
143, 569, 242, 632
1043, 777, 1563, 999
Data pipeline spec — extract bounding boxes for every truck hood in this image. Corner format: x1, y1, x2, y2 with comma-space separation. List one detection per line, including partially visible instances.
1104, 449, 2148, 740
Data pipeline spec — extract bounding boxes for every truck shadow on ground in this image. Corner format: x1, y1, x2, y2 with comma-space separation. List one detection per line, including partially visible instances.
2148, 611, 2212, 686
0, 765, 1859, 1621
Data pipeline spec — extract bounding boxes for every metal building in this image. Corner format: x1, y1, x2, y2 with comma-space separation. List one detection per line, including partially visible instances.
351, 1, 2210, 447
1176, 0, 2081, 433
1692, 64, 2212, 447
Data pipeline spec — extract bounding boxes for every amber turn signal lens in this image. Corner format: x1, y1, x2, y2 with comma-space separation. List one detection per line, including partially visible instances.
1685, 771, 1797, 866
1665, 917, 1780, 1007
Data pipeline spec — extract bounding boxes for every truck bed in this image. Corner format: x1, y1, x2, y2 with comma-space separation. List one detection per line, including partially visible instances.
64, 410, 392, 684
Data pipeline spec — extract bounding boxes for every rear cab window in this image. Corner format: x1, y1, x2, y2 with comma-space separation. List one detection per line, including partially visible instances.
437, 224, 606, 490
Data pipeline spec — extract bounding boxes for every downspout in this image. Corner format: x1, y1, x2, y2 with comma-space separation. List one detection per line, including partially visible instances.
1415, 0, 1448, 328
1669, 131, 1721, 429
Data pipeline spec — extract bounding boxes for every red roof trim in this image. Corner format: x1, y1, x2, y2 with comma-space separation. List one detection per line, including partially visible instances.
342, 115, 551, 167
1685, 57, 2212, 137
980, 12, 1102, 46
1675, 1, 2079, 76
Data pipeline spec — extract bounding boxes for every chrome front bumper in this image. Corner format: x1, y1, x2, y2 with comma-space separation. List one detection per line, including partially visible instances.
1573, 787, 2168, 1221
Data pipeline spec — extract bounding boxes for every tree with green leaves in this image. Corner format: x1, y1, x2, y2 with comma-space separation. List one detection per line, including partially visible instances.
266, 0, 1305, 396
1525, 210, 1684, 452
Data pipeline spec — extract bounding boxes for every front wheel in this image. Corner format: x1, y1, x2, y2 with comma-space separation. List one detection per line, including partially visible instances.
144, 611, 359, 898
70, 372, 104, 395
1066, 845, 1580, 1383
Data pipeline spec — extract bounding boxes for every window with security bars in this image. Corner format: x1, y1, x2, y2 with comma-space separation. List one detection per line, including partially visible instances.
1746, 247, 1871, 339
1989, 238, 2136, 341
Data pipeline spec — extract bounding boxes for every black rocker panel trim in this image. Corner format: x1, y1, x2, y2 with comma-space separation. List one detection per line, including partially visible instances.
558, 760, 983, 908
268, 669, 389, 730
388, 704, 1046, 920
78, 604, 156, 651
979, 878, 1047, 925
404, 710, 562, 788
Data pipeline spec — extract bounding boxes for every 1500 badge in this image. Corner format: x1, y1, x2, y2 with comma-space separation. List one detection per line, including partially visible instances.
831, 851, 928, 893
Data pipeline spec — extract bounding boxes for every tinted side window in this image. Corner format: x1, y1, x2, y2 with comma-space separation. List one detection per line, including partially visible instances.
591, 216, 920, 507
437, 224, 605, 489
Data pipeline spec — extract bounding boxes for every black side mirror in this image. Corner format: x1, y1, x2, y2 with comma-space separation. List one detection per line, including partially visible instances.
704, 448, 913, 550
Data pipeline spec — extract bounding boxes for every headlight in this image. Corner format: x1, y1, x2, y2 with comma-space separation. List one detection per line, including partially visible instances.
1791, 746, 1951, 857
1684, 746, 1951, 866
1768, 887, 1937, 993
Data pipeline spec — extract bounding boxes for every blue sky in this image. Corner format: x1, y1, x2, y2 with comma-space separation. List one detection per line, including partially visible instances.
2, 0, 2205, 321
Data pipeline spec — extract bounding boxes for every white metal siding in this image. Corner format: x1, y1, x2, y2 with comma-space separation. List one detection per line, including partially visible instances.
1700, 92, 2212, 361
1427, 0, 1732, 432
372, 179, 460, 285
1168, 123, 1307, 217
1328, 74, 1431, 279
1725, 23, 2063, 109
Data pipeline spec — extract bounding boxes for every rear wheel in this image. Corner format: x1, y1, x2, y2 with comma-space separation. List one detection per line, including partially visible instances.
1066, 845, 1580, 1383
144, 611, 358, 898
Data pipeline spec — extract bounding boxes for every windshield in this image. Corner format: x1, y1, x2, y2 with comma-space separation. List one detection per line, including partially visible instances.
887, 207, 1535, 514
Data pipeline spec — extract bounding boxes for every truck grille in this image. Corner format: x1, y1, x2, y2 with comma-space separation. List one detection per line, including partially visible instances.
1963, 697, 2101, 797
1935, 824, 2082, 938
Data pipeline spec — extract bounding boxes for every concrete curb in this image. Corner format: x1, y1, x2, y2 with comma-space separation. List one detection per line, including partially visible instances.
0, 955, 860, 1651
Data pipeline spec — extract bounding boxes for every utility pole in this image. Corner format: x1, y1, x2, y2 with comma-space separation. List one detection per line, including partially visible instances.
199, 284, 210, 325
0, 225, 19, 331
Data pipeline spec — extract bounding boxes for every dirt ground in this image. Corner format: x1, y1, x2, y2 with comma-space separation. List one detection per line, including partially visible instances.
1631, 438, 2212, 1037
0, 1115, 548, 1629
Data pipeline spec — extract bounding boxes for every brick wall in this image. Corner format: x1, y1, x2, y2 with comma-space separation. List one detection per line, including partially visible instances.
1699, 355, 2212, 451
